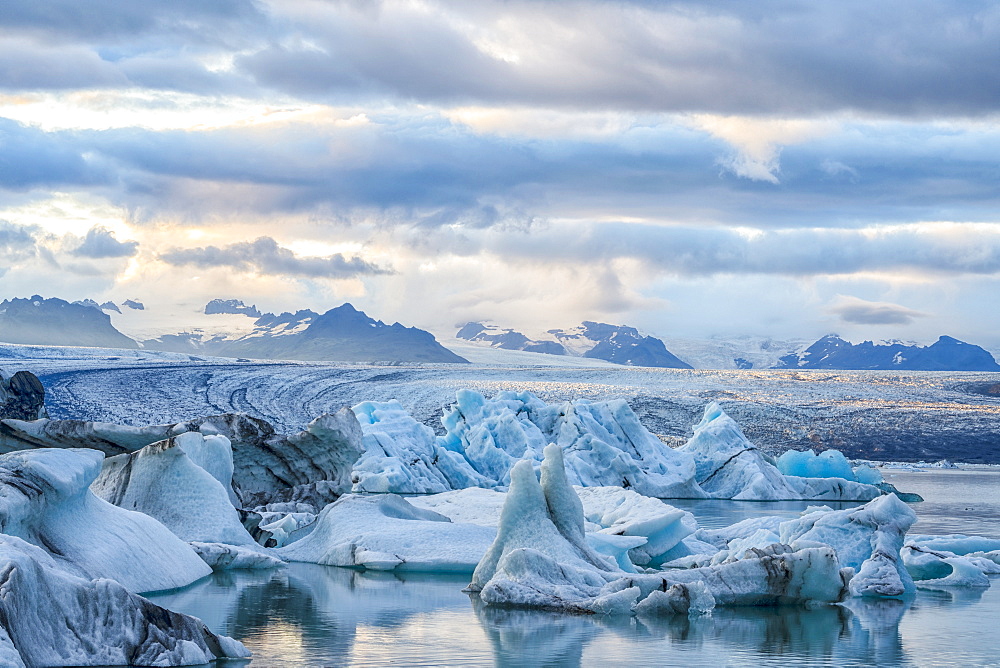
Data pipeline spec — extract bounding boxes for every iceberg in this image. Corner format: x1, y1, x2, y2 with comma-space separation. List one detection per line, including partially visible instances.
351, 400, 490, 493
901, 544, 993, 587
0, 448, 211, 592
469, 444, 850, 614
777, 448, 858, 481
2, 409, 365, 508
91, 432, 282, 569
411, 485, 697, 570
0, 534, 249, 666
440, 390, 704, 498
678, 404, 883, 501
277, 493, 496, 572
779, 494, 917, 598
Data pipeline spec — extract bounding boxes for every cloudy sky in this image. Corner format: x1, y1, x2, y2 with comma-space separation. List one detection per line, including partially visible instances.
2, 0, 1000, 348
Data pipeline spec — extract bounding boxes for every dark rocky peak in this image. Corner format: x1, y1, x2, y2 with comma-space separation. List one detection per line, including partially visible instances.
122, 299, 144, 310
205, 299, 263, 318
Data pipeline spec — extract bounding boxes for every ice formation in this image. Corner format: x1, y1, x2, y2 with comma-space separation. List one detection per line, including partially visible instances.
440, 390, 704, 498
277, 493, 496, 572
0, 534, 249, 666
351, 400, 489, 493
777, 448, 889, 488
0, 448, 211, 593
678, 403, 883, 501
2, 409, 365, 508
410, 484, 698, 570
468, 444, 850, 614
91, 432, 282, 569
0, 370, 46, 421
901, 545, 993, 587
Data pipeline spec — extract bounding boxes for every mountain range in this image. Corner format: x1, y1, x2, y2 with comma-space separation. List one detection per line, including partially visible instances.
1, 297, 466, 364
775, 334, 1000, 371
457, 321, 693, 368
3, 296, 999, 371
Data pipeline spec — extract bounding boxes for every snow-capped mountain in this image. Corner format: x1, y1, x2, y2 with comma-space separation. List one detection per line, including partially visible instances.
0, 296, 139, 349
143, 302, 468, 364
776, 334, 1000, 371
456, 321, 693, 369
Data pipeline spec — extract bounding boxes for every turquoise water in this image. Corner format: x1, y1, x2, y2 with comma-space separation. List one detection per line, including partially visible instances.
149, 469, 1000, 667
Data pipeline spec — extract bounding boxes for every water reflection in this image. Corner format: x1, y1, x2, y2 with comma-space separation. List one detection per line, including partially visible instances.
147, 561, 999, 666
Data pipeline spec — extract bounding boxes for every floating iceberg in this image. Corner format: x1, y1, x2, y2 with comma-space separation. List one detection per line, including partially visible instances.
901, 545, 993, 588
0, 534, 249, 667
778, 448, 861, 481
0, 448, 211, 593
411, 484, 697, 570
91, 432, 282, 569
277, 493, 496, 572
679, 404, 883, 501
468, 444, 850, 614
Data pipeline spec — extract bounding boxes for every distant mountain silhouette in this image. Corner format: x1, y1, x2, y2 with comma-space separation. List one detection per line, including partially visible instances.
775, 334, 1000, 371
0, 296, 138, 349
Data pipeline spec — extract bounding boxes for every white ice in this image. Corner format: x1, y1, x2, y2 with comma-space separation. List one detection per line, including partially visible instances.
0, 448, 211, 593
679, 403, 883, 501
469, 444, 850, 615
91, 432, 282, 570
277, 493, 496, 572
351, 400, 490, 493
0, 534, 249, 666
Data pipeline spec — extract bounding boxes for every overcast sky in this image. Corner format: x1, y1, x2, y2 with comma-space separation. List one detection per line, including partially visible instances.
2, 0, 1000, 348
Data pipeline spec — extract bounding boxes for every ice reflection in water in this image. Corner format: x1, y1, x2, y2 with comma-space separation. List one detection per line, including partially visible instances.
147, 562, 1000, 667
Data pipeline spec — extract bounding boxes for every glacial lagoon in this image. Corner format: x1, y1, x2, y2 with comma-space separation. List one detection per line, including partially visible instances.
148, 468, 1000, 667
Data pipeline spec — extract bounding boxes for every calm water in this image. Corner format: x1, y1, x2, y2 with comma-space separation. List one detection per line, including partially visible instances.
149, 469, 1000, 667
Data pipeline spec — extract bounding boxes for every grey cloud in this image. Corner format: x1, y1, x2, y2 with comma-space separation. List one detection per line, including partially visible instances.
827, 297, 928, 325
0, 119, 110, 190
0, 220, 36, 251
0, 39, 126, 90
0, 0, 263, 43
0, 220, 38, 277
477, 222, 1000, 278
159, 237, 393, 278
2, 0, 999, 115
71, 226, 138, 258
233, 1, 1000, 116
